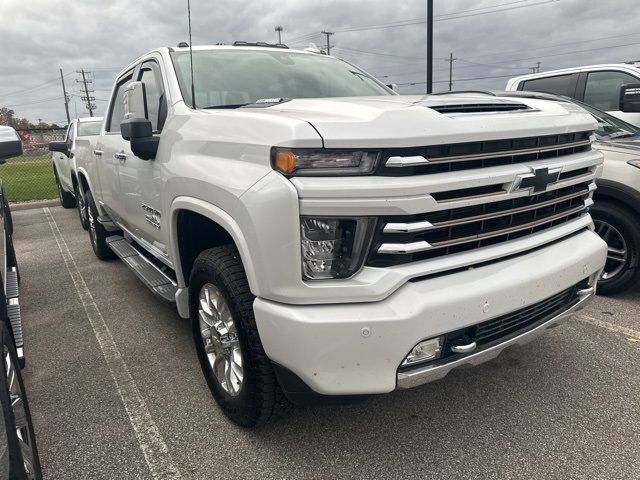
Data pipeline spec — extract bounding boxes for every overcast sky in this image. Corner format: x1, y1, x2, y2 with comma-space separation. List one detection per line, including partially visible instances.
1, 0, 638, 125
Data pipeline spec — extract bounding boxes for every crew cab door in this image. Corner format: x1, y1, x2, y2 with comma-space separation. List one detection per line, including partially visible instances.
118, 59, 168, 257
94, 70, 134, 223
53, 122, 74, 191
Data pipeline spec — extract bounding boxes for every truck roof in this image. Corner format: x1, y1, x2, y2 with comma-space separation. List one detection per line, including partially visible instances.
506, 62, 640, 88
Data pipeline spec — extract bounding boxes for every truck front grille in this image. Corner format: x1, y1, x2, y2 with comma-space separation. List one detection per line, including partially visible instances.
379, 131, 592, 175
367, 180, 594, 267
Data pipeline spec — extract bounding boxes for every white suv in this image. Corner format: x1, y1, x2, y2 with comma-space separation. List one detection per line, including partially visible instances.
506, 63, 640, 126
83, 43, 606, 426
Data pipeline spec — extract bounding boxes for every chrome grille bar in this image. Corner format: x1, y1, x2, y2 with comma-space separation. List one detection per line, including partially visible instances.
383, 185, 591, 234
377, 201, 589, 255
385, 139, 591, 168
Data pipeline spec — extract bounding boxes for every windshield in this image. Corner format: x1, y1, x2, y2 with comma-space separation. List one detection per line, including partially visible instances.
575, 101, 640, 139
77, 121, 102, 136
170, 49, 390, 108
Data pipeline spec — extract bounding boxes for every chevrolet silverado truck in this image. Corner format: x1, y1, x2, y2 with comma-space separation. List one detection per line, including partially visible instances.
49, 117, 103, 229
84, 43, 607, 427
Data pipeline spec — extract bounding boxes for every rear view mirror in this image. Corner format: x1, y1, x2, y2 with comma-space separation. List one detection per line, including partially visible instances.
49, 141, 68, 154
120, 81, 158, 160
123, 81, 148, 121
0, 126, 22, 163
619, 84, 640, 112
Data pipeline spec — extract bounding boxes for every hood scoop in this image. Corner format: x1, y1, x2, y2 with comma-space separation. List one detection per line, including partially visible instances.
417, 98, 532, 114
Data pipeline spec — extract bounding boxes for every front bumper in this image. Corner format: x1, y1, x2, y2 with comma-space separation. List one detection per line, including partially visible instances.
253, 229, 606, 396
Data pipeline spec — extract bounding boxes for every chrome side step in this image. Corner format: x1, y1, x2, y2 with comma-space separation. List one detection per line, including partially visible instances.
106, 236, 177, 303
6, 267, 25, 368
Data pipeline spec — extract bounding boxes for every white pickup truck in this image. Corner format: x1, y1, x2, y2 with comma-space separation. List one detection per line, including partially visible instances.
83, 43, 607, 427
49, 117, 103, 229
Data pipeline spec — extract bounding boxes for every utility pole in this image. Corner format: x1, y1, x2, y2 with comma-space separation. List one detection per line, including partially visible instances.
426, 0, 433, 93
275, 25, 283, 44
445, 52, 457, 91
59, 68, 71, 124
536, 61, 541, 73
76, 69, 95, 117
321, 30, 334, 55
529, 61, 542, 74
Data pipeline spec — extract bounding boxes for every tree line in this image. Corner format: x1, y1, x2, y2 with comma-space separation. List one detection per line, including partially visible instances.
0, 107, 65, 130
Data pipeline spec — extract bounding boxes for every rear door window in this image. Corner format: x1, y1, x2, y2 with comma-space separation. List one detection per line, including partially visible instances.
583, 71, 640, 111
520, 74, 579, 98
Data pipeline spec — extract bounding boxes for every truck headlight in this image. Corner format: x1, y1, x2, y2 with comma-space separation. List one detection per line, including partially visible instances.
273, 148, 379, 176
300, 217, 376, 279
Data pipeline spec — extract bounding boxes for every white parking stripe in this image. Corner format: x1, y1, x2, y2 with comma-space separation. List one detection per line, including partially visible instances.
576, 313, 640, 340
43, 208, 182, 480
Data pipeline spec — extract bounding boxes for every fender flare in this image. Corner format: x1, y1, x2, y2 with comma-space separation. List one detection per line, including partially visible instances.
169, 196, 260, 295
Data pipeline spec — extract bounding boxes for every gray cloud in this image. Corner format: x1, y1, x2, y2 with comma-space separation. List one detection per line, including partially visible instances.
0, 0, 637, 124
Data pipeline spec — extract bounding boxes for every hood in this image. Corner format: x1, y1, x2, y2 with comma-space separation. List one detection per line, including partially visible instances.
243, 94, 598, 148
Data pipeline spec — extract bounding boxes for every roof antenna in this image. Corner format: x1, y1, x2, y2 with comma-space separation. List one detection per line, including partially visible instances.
187, 0, 196, 108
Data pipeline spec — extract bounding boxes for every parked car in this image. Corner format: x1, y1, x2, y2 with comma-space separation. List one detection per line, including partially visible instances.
49, 117, 103, 229
495, 91, 640, 294
82, 43, 606, 427
0, 126, 42, 479
506, 62, 640, 127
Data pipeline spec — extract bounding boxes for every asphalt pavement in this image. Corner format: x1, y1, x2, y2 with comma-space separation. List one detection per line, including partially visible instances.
13, 206, 640, 480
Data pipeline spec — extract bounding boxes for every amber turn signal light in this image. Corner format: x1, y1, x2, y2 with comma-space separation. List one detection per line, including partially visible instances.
274, 150, 298, 174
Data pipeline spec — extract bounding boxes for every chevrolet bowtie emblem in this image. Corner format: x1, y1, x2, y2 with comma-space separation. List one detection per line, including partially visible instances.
509, 166, 562, 194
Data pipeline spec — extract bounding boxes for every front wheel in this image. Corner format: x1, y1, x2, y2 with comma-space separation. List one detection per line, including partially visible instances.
189, 245, 290, 427
591, 201, 640, 295
85, 190, 115, 261
0, 323, 42, 479
55, 172, 75, 209
75, 184, 89, 231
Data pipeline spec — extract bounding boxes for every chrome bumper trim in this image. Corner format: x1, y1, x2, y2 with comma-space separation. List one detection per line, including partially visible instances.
396, 287, 595, 389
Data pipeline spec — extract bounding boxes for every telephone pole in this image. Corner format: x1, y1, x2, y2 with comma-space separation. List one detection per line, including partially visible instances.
529, 61, 542, 74
426, 0, 433, 93
76, 69, 95, 117
445, 52, 457, 91
59, 68, 71, 124
321, 30, 334, 55
275, 25, 283, 44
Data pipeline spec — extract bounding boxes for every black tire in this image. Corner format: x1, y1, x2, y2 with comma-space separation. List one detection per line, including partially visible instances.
54, 171, 75, 209
0, 323, 43, 480
189, 245, 290, 427
85, 190, 115, 261
591, 200, 640, 295
75, 184, 89, 231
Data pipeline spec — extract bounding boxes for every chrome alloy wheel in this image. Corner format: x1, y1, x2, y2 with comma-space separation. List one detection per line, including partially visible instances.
594, 219, 628, 280
4, 345, 36, 479
87, 205, 97, 246
198, 284, 243, 396
77, 190, 87, 225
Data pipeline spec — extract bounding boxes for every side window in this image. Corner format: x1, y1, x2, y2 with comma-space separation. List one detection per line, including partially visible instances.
138, 62, 165, 132
583, 71, 639, 111
521, 74, 578, 97
107, 72, 133, 133
64, 123, 73, 148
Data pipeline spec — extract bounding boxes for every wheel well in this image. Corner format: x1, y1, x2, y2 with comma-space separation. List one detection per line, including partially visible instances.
593, 191, 640, 218
176, 210, 235, 286
77, 172, 89, 193
71, 173, 78, 191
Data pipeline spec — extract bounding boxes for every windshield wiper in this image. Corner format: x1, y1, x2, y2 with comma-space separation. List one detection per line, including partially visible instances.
202, 104, 249, 109
605, 132, 637, 140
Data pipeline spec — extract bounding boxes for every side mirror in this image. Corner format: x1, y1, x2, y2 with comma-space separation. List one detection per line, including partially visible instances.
0, 127, 22, 163
386, 83, 399, 93
619, 84, 640, 112
49, 141, 68, 154
120, 81, 158, 160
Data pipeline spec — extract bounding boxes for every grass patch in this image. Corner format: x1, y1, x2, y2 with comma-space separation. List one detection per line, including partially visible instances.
1, 153, 58, 202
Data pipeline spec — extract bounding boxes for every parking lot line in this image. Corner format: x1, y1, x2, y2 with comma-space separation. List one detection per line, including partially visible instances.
576, 313, 640, 340
43, 208, 183, 480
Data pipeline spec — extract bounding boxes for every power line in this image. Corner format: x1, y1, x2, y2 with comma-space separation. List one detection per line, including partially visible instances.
396, 73, 525, 86
0, 73, 74, 100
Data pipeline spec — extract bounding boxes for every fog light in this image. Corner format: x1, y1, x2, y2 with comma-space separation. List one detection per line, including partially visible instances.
401, 337, 443, 367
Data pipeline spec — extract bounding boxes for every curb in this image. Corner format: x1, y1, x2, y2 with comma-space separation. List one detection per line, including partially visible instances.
10, 199, 59, 211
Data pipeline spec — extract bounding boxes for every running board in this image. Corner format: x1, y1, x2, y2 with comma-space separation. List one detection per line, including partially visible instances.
106, 236, 177, 303
6, 267, 25, 368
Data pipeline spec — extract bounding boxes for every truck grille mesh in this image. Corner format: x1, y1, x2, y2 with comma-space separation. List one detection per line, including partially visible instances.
368, 180, 593, 267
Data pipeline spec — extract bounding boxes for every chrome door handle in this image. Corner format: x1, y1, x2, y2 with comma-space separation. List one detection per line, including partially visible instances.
114, 152, 127, 161
94, 150, 103, 156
